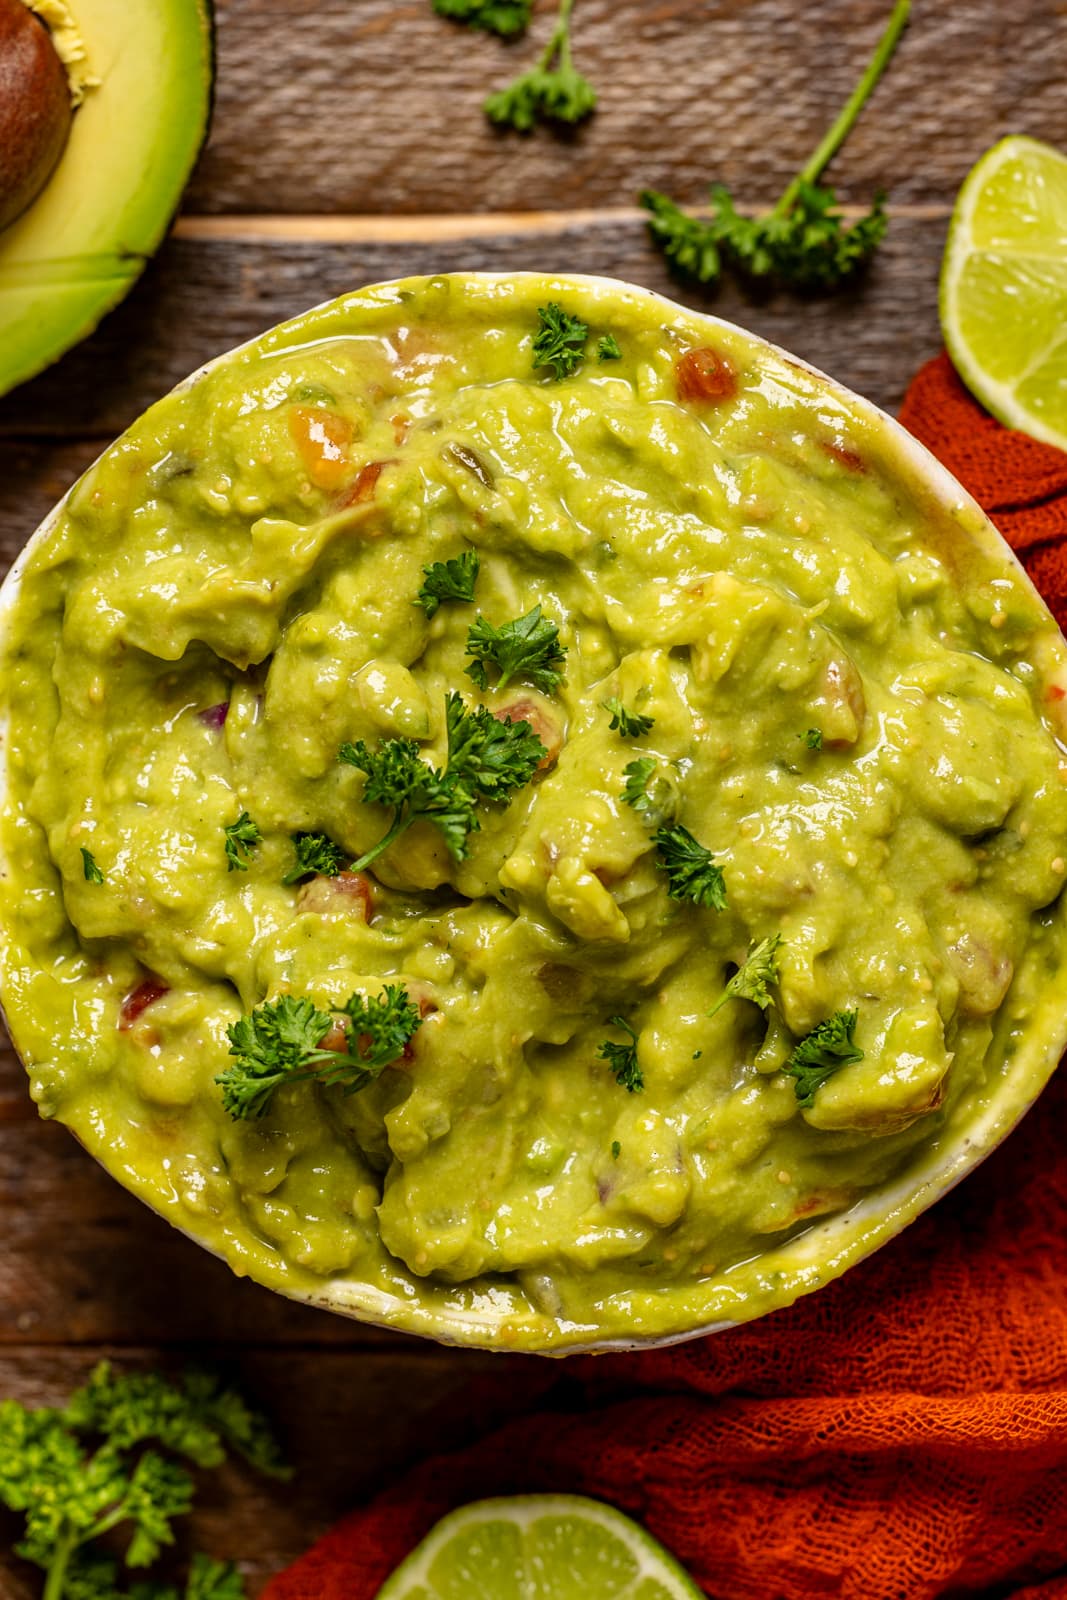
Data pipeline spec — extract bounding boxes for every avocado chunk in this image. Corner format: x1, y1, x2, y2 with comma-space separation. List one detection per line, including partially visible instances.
0, 0, 72, 232
0, 0, 213, 399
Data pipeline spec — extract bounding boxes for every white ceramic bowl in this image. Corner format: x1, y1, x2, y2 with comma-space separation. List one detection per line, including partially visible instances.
2, 274, 1066, 1353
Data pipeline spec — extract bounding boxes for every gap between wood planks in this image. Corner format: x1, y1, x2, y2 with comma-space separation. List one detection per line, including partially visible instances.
175, 203, 951, 244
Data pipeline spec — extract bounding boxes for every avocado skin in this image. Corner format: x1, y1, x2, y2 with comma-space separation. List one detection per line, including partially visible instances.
0, 0, 215, 400
0, 0, 72, 232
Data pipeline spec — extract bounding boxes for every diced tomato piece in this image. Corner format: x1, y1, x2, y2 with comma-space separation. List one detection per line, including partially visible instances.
119, 976, 169, 1030
820, 438, 866, 474
391, 413, 411, 446
341, 460, 389, 507
675, 347, 738, 406
297, 871, 375, 921
289, 406, 353, 491
493, 698, 563, 771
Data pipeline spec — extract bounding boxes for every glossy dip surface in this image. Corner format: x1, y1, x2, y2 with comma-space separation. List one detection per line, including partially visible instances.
2, 274, 1067, 1350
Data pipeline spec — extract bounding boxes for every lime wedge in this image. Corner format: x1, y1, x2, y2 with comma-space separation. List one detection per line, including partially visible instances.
940, 135, 1067, 448
374, 1495, 704, 1600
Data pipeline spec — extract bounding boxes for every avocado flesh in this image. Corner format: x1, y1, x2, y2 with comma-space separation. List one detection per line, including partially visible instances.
0, 0, 212, 399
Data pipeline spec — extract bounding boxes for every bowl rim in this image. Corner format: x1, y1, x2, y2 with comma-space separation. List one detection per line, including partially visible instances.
1, 270, 1065, 1355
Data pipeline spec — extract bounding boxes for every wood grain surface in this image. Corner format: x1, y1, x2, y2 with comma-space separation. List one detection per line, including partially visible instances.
3, 1, 1065, 1594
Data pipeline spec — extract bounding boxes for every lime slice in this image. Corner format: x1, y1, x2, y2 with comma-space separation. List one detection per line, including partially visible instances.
374, 1495, 704, 1600
940, 134, 1067, 448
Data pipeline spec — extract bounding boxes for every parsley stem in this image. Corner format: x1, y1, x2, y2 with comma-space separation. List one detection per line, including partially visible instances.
539, 0, 574, 70
775, 0, 910, 217
349, 810, 412, 872
43, 1536, 77, 1600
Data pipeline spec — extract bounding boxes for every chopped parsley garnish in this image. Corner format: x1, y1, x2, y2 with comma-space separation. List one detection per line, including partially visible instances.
640, 0, 909, 290
0, 1361, 287, 1600
466, 604, 567, 693
597, 1015, 644, 1093
611, 1140, 621, 1159
708, 934, 784, 1019
282, 831, 348, 885
416, 549, 481, 618
432, 0, 532, 36
485, 0, 596, 131
654, 823, 728, 910
784, 1008, 864, 1108
217, 986, 423, 1121
532, 302, 590, 381
341, 691, 545, 870
223, 812, 261, 873
80, 847, 104, 884
603, 697, 655, 738
621, 757, 658, 813
598, 333, 622, 362
805, 727, 823, 750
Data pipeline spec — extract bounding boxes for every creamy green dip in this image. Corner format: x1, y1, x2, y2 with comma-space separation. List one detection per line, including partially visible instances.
3, 274, 1067, 1351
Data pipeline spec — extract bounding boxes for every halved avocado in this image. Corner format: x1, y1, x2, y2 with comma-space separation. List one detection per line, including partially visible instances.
0, 0, 213, 398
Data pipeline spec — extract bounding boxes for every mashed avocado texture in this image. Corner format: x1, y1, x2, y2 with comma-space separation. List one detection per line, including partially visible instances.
2, 274, 1067, 1351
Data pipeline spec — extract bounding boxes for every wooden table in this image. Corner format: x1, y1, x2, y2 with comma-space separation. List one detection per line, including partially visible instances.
2, 1, 1065, 1592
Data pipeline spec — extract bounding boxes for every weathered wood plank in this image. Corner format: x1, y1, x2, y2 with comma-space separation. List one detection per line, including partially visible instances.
187, 0, 1067, 217
0, 1346, 535, 1597
0, 213, 945, 466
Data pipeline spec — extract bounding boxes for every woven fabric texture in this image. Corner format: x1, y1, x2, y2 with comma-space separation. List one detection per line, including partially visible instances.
264, 353, 1067, 1600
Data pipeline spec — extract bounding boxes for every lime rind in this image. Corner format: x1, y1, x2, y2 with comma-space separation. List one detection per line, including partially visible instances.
375, 1495, 704, 1600
941, 134, 1067, 449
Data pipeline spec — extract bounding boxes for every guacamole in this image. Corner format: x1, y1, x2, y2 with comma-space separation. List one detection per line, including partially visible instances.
2, 274, 1067, 1351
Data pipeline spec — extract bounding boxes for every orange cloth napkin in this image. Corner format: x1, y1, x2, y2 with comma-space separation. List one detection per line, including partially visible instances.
264, 354, 1067, 1600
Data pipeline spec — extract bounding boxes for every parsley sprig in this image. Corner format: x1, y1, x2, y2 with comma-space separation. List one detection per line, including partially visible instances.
217, 986, 423, 1121
80, 847, 104, 885
640, 0, 909, 290
708, 934, 783, 1019
597, 1015, 644, 1093
416, 549, 480, 618
603, 697, 655, 738
466, 605, 567, 693
532, 303, 589, 380
223, 812, 261, 873
485, 0, 595, 131
785, 1008, 864, 1107
654, 823, 728, 910
621, 757, 657, 813
341, 692, 545, 870
282, 831, 348, 885
432, 0, 532, 36
0, 1362, 287, 1600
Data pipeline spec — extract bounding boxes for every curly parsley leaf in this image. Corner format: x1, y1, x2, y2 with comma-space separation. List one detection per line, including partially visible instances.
531, 302, 590, 381
484, 0, 595, 131
708, 934, 784, 1020
341, 692, 545, 870
416, 549, 481, 618
217, 985, 423, 1121
282, 831, 348, 886
640, 0, 908, 290
785, 1008, 864, 1108
654, 823, 727, 910
603, 697, 655, 738
598, 333, 622, 362
81, 847, 105, 884
621, 757, 657, 813
805, 727, 823, 750
432, 0, 532, 36
223, 812, 261, 873
0, 1363, 285, 1599
597, 1015, 644, 1093
185, 1553, 246, 1600
466, 605, 567, 693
